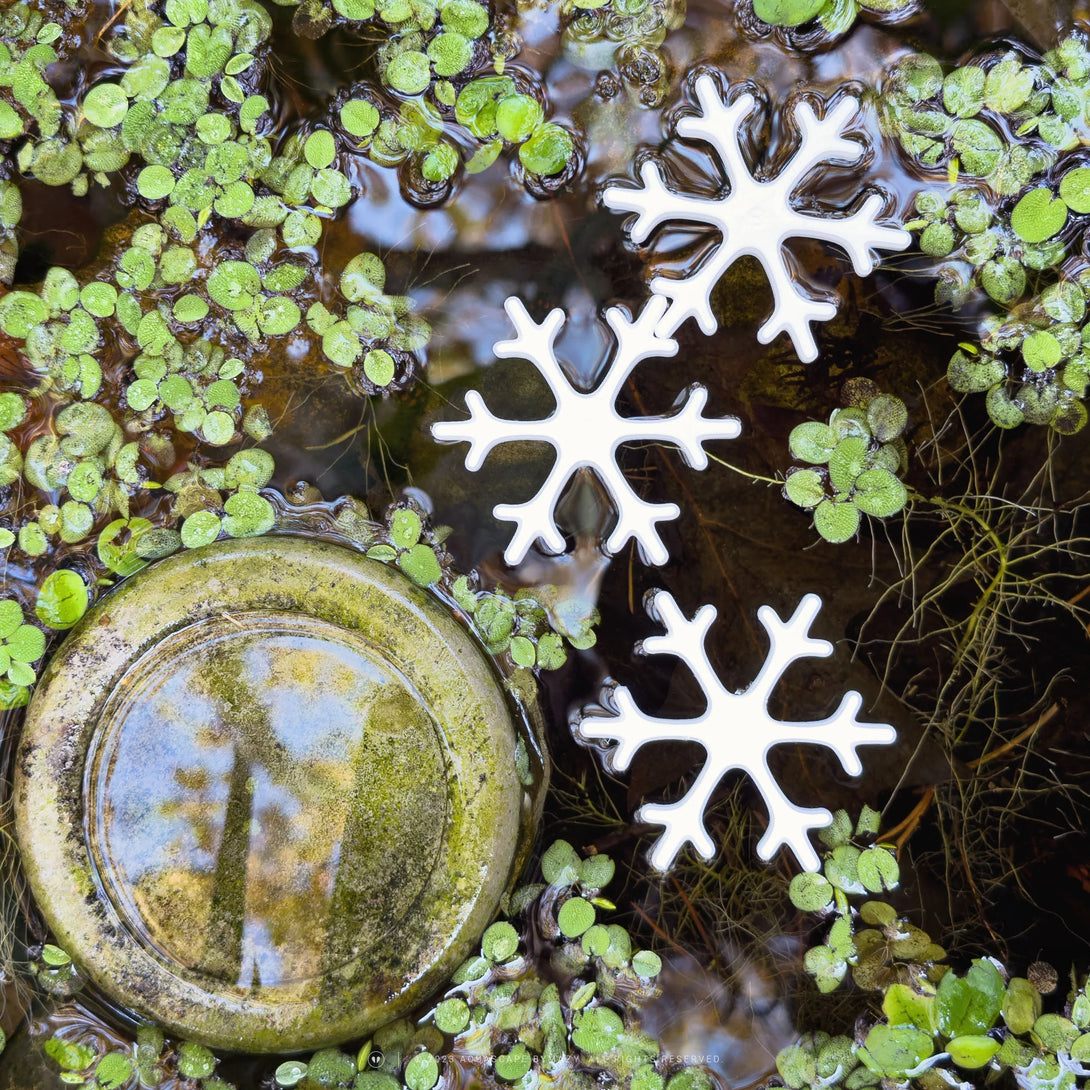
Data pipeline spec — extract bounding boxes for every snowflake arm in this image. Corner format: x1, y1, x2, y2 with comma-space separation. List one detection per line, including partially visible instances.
602, 161, 721, 248
675, 76, 759, 187
772, 96, 866, 192
429, 389, 558, 470
573, 591, 896, 872
492, 458, 571, 561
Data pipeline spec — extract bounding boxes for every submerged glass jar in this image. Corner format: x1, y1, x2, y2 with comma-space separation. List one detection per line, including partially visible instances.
14, 535, 546, 1053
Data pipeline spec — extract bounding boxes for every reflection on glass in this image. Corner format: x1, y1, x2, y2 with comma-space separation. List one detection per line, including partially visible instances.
87, 613, 450, 997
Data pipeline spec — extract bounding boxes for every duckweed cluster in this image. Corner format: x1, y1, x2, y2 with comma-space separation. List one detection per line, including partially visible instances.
784, 389, 909, 544
891, 33, 1090, 432
452, 575, 599, 672
40, 841, 705, 1090
0, 0, 604, 724
4, 0, 578, 204
274, 0, 579, 184
777, 809, 1090, 1090
883, 40, 1088, 191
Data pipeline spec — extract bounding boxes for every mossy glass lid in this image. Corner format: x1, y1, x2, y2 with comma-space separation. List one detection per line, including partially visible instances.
14, 537, 540, 1053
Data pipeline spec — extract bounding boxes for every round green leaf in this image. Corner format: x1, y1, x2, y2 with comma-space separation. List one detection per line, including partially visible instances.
785, 468, 825, 509
752, 0, 825, 25
541, 839, 581, 885
386, 51, 431, 95
364, 348, 396, 385
1022, 330, 1062, 372
814, 499, 860, 543
35, 569, 89, 630
181, 510, 221, 548
496, 94, 543, 143
201, 410, 236, 446
434, 998, 470, 1035
404, 1052, 438, 1090
94, 1053, 134, 1090
1011, 187, 1068, 243
481, 921, 519, 961
0, 601, 24, 641
631, 949, 662, 978
5, 623, 45, 663
177, 1042, 215, 1079
518, 123, 573, 176
788, 421, 837, 463
852, 468, 907, 518
494, 1044, 530, 1082
222, 491, 275, 537
427, 31, 470, 77
856, 845, 900, 892
396, 542, 442, 586
304, 129, 337, 169
946, 1035, 1000, 1070
858, 1024, 933, 1078
789, 871, 834, 911
950, 119, 1003, 175
1060, 167, 1090, 213
341, 99, 380, 138
83, 83, 129, 128
985, 383, 1025, 428
557, 896, 595, 938
274, 1060, 309, 1088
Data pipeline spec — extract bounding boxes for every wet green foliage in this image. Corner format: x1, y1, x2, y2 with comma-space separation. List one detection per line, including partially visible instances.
778, 809, 1090, 1090
0, 599, 46, 706
884, 37, 1090, 192
43, 1021, 229, 1090
41, 842, 698, 1090
750, 0, 916, 39
308, 252, 431, 393
263, 0, 581, 184
784, 391, 909, 543
894, 33, 1090, 434
452, 574, 599, 672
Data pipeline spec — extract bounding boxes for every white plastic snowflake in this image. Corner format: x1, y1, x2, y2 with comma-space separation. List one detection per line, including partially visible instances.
574, 590, 896, 872
602, 73, 912, 363
431, 294, 740, 566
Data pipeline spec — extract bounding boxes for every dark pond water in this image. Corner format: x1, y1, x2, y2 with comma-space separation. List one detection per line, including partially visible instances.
2, 0, 1090, 1085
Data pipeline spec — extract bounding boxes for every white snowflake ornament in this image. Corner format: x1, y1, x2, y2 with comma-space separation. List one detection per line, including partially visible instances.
574, 590, 896, 872
602, 73, 912, 363
431, 294, 740, 566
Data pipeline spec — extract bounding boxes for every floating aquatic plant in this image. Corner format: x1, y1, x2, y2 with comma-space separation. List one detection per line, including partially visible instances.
451, 574, 598, 671
309, 252, 432, 393
778, 813, 1090, 1090
783, 392, 909, 544
883, 42, 1081, 192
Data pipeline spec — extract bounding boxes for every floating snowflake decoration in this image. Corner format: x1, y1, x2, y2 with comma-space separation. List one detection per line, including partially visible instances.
431, 295, 740, 566
602, 72, 912, 363
574, 590, 896, 871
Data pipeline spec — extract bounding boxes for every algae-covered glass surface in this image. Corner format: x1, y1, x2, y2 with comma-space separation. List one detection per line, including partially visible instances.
2, 0, 1090, 1085
88, 615, 447, 989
